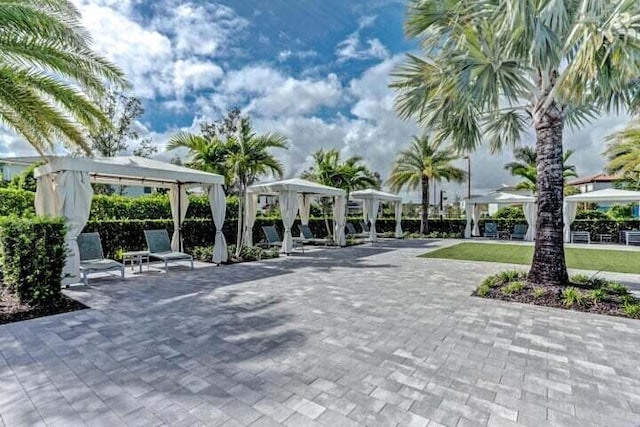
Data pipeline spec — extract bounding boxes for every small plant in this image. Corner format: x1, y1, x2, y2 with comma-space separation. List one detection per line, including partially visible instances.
532, 287, 547, 298
606, 282, 630, 296
502, 281, 526, 295
588, 289, 606, 304
585, 276, 609, 289
570, 274, 590, 284
623, 303, 640, 319
192, 246, 214, 262
497, 270, 527, 283
620, 295, 638, 306
477, 283, 491, 297
480, 275, 502, 288
562, 287, 585, 307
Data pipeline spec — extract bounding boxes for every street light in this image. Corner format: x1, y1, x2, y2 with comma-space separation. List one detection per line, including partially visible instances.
462, 155, 471, 199
439, 190, 447, 220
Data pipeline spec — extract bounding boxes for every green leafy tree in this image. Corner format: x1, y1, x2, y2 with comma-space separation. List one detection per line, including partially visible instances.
132, 138, 158, 158
605, 119, 640, 190
1, 0, 125, 154
387, 135, 464, 234
301, 149, 378, 235
391, 0, 640, 286
167, 110, 288, 255
505, 146, 577, 193
89, 90, 144, 157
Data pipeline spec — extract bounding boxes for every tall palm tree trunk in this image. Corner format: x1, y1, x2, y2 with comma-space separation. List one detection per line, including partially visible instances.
528, 104, 568, 286
420, 176, 429, 234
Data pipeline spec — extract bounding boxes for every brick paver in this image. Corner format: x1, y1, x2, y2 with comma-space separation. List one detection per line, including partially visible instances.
1, 240, 640, 426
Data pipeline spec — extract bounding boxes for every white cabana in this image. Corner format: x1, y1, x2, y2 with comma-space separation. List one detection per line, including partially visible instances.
464, 192, 536, 240
350, 189, 403, 242
246, 178, 346, 253
564, 188, 640, 242
33, 156, 227, 284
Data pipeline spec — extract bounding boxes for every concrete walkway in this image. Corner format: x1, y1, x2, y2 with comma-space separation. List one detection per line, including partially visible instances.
1, 240, 639, 427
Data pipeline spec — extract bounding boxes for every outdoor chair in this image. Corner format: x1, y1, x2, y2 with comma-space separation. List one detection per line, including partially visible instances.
346, 222, 367, 238
78, 232, 125, 286
571, 231, 591, 244
262, 225, 304, 253
297, 224, 332, 245
484, 222, 499, 239
510, 224, 527, 240
360, 221, 370, 234
144, 229, 193, 272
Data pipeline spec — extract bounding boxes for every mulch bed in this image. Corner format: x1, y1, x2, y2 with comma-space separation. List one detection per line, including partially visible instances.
473, 284, 628, 317
0, 287, 87, 325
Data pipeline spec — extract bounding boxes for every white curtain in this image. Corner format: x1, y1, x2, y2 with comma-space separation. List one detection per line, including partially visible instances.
464, 202, 473, 238
332, 196, 347, 246
169, 185, 189, 251
563, 201, 578, 242
243, 192, 258, 247
35, 175, 58, 216
472, 204, 481, 236
57, 171, 93, 284
279, 191, 298, 254
524, 202, 536, 241
367, 199, 380, 242
394, 201, 403, 238
298, 194, 311, 226
209, 185, 228, 264
362, 199, 370, 223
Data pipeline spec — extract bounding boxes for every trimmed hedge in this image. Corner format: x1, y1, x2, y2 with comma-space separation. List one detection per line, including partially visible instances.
0, 217, 66, 305
0, 188, 35, 217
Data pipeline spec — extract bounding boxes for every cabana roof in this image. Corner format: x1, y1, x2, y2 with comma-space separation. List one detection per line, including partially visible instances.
247, 178, 345, 197
466, 191, 535, 205
351, 189, 402, 202
565, 188, 640, 203
33, 156, 224, 187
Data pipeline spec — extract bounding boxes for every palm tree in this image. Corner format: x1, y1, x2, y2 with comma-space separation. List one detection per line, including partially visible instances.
1, 0, 126, 154
391, 0, 640, 286
167, 115, 288, 254
505, 146, 578, 193
605, 120, 640, 189
387, 135, 465, 234
302, 149, 378, 235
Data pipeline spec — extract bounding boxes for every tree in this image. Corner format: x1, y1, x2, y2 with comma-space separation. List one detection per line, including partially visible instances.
387, 135, 464, 234
605, 119, 640, 190
301, 149, 378, 235
89, 90, 145, 157
391, 0, 640, 286
1, 0, 125, 154
505, 146, 577, 193
167, 110, 288, 255
132, 138, 158, 158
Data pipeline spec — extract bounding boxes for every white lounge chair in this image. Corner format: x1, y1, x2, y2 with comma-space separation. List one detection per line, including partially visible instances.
144, 229, 193, 272
78, 232, 125, 285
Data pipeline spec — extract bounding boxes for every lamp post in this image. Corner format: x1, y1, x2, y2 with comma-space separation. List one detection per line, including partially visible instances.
463, 155, 471, 198
439, 190, 447, 220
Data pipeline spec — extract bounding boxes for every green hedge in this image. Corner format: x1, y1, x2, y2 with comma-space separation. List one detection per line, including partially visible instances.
0, 217, 66, 305
0, 189, 35, 217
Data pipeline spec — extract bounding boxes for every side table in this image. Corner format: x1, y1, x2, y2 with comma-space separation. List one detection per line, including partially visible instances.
122, 250, 150, 273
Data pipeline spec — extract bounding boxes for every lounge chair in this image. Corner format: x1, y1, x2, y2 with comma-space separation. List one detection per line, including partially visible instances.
484, 222, 499, 239
346, 223, 367, 238
360, 221, 370, 234
297, 224, 332, 246
262, 225, 304, 253
144, 229, 193, 272
78, 232, 124, 285
571, 231, 591, 244
510, 224, 527, 240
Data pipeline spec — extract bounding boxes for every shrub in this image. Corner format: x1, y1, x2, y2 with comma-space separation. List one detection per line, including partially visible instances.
588, 289, 606, 304
575, 210, 608, 220
477, 283, 491, 296
606, 282, 630, 296
497, 270, 527, 283
0, 189, 35, 217
623, 303, 640, 318
502, 281, 526, 295
570, 274, 590, 285
532, 287, 547, 298
492, 206, 525, 220
0, 217, 66, 305
480, 275, 502, 289
562, 287, 585, 307
192, 246, 213, 262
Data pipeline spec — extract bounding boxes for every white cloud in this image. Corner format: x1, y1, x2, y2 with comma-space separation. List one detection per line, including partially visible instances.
172, 59, 224, 99
278, 49, 318, 62
336, 14, 389, 62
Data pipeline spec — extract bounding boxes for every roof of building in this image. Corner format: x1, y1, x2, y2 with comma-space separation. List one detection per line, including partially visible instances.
566, 173, 620, 186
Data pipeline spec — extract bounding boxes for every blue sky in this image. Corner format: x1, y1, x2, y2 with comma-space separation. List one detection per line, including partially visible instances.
0, 0, 630, 200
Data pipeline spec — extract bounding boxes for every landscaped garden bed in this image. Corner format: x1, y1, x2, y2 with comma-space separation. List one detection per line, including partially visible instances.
473, 270, 640, 319
0, 286, 86, 325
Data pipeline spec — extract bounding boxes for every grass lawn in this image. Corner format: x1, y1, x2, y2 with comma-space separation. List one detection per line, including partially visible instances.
419, 242, 640, 274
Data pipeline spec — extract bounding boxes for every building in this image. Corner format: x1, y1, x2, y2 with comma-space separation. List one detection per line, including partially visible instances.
566, 173, 620, 193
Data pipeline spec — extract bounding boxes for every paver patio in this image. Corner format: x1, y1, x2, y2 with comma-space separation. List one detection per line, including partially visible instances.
1, 240, 640, 427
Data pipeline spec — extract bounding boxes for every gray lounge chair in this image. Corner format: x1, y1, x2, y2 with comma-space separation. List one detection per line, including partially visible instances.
346, 223, 367, 238
78, 232, 124, 285
510, 224, 527, 240
144, 229, 193, 272
297, 224, 332, 245
484, 222, 499, 239
262, 225, 304, 253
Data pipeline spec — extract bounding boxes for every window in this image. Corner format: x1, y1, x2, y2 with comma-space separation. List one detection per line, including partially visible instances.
143, 187, 152, 194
